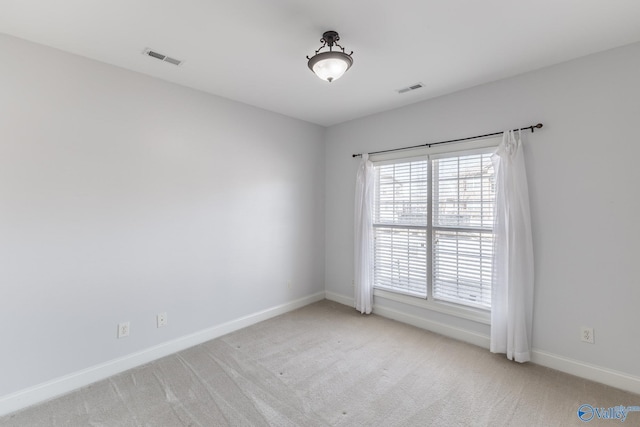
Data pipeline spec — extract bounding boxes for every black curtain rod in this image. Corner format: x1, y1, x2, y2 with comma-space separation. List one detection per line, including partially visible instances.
352, 123, 543, 158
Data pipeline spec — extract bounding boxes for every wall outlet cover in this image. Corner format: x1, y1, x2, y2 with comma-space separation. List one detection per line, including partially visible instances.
117, 322, 130, 339
581, 327, 594, 344
157, 312, 168, 328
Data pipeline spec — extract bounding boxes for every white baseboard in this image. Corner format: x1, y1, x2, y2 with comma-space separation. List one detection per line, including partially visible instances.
373, 305, 491, 349
325, 290, 354, 307
531, 349, 640, 395
0, 292, 325, 417
326, 291, 640, 395
326, 290, 490, 348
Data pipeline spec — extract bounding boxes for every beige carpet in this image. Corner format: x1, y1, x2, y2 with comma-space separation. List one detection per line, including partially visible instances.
2, 300, 638, 426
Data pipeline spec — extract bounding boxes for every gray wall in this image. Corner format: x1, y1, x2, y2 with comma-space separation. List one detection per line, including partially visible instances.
0, 34, 325, 396
325, 42, 640, 377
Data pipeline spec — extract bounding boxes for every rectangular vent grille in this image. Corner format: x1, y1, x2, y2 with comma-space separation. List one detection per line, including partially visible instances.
163, 56, 182, 66
143, 48, 183, 66
397, 82, 424, 94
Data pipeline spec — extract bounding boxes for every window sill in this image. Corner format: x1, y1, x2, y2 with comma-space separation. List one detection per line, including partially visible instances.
373, 288, 491, 325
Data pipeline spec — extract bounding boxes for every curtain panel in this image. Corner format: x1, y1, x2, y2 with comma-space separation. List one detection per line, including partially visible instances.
490, 130, 535, 362
354, 154, 375, 314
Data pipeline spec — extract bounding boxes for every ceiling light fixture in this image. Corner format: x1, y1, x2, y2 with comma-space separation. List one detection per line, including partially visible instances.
307, 30, 353, 83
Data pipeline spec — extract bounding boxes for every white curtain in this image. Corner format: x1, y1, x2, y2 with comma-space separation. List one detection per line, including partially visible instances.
490, 130, 535, 362
354, 153, 374, 314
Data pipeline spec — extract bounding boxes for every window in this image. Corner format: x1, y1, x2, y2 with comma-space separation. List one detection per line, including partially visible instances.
372, 149, 496, 309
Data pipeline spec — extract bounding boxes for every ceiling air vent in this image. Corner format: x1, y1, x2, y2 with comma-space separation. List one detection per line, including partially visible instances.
142, 48, 183, 66
397, 82, 424, 94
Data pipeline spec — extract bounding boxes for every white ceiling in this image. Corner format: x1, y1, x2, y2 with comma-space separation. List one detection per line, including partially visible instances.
2, 1, 640, 126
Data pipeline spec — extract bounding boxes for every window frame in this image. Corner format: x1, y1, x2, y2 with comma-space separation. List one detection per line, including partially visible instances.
369, 137, 500, 321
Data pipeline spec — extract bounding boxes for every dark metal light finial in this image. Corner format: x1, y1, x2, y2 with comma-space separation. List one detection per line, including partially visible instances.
321, 30, 339, 47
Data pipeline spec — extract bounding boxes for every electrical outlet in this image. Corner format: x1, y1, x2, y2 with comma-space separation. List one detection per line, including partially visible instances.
117, 322, 130, 339
157, 312, 168, 328
581, 327, 594, 344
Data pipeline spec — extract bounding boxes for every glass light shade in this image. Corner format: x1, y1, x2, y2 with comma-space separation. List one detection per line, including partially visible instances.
308, 51, 353, 83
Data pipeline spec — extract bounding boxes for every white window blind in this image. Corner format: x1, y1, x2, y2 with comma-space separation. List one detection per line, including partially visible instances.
432, 153, 495, 308
372, 149, 496, 310
373, 160, 428, 297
